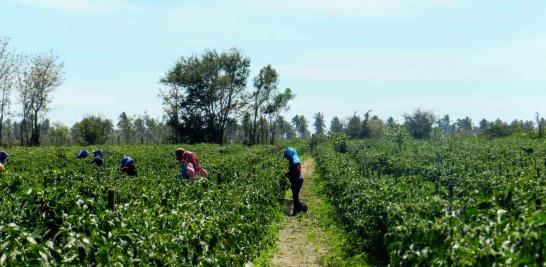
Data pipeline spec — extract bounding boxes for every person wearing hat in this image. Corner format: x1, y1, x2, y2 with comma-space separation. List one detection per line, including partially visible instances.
120, 156, 137, 176
91, 149, 104, 167
175, 148, 208, 180
284, 147, 305, 216
0, 150, 9, 172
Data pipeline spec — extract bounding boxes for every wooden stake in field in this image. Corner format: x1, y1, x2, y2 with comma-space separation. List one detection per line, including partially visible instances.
107, 189, 116, 210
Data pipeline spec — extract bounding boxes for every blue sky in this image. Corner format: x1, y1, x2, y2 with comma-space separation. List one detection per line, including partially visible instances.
2, 0, 546, 127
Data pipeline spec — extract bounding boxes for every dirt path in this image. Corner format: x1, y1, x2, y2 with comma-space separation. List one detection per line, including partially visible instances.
271, 159, 330, 267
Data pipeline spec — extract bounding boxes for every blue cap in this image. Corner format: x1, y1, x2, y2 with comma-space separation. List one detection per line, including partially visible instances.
283, 147, 300, 165
76, 150, 89, 159
120, 156, 134, 167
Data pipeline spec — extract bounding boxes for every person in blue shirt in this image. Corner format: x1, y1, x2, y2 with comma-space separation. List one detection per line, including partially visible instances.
284, 147, 305, 216
120, 156, 137, 176
76, 149, 89, 159
91, 149, 104, 167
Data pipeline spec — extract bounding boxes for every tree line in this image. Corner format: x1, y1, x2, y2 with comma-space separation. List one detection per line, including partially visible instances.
321, 109, 546, 140
1, 38, 543, 146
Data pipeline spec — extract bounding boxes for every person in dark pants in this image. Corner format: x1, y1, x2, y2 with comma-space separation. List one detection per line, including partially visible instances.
284, 147, 304, 216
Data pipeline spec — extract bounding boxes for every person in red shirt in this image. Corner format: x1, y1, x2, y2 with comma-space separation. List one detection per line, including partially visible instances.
175, 148, 208, 180
284, 147, 304, 216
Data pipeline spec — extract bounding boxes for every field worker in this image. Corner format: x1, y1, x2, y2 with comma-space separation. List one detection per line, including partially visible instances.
0, 150, 9, 165
120, 156, 137, 176
284, 147, 304, 216
91, 149, 104, 167
175, 148, 208, 180
76, 149, 89, 159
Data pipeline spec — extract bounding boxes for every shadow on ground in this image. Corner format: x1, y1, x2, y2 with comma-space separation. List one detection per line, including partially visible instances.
278, 199, 309, 216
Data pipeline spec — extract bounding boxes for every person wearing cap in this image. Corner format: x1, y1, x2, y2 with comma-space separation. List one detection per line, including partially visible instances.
175, 148, 208, 180
0, 150, 9, 172
120, 156, 137, 176
76, 149, 89, 159
91, 149, 104, 167
284, 147, 304, 216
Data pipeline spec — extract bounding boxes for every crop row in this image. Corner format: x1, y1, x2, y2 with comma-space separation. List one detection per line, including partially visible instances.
0, 144, 286, 266
315, 138, 545, 266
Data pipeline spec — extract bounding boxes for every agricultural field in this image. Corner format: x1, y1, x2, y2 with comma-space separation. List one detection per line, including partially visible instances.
315, 137, 546, 266
0, 144, 288, 266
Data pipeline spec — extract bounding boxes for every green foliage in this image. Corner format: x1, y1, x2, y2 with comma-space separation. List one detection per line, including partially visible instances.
403, 109, 436, 139
160, 48, 251, 144
316, 138, 546, 266
385, 125, 409, 151
0, 144, 285, 265
71, 115, 113, 145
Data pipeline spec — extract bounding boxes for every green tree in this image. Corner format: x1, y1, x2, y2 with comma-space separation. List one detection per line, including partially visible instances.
386, 116, 396, 128
48, 122, 70, 146
479, 118, 489, 130
313, 112, 326, 136
276, 116, 296, 140
264, 88, 294, 144
455, 116, 473, 132
241, 112, 252, 145
437, 114, 451, 135
250, 65, 278, 144
160, 48, 250, 144
71, 115, 113, 145
0, 37, 17, 145
368, 116, 385, 139
117, 112, 133, 144
360, 110, 372, 138
345, 113, 361, 139
481, 119, 514, 138
536, 113, 544, 138
403, 109, 436, 139
292, 115, 310, 139
330, 117, 344, 133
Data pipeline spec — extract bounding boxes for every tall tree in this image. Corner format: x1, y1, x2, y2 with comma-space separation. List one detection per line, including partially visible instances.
360, 109, 372, 138
479, 119, 489, 130
386, 116, 396, 128
133, 116, 145, 144
293, 115, 310, 139
160, 48, 250, 144
250, 65, 277, 144
437, 114, 451, 135
72, 115, 113, 145
346, 113, 362, 139
241, 112, 252, 145
455, 116, 473, 132
276, 116, 296, 140
313, 112, 326, 136
264, 88, 294, 144
0, 38, 17, 145
117, 112, 133, 144
368, 116, 385, 139
18, 52, 63, 146
403, 109, 436, 139
536, 113, 544, 138
330, 117, 344, 133
48, 122, 70, 146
